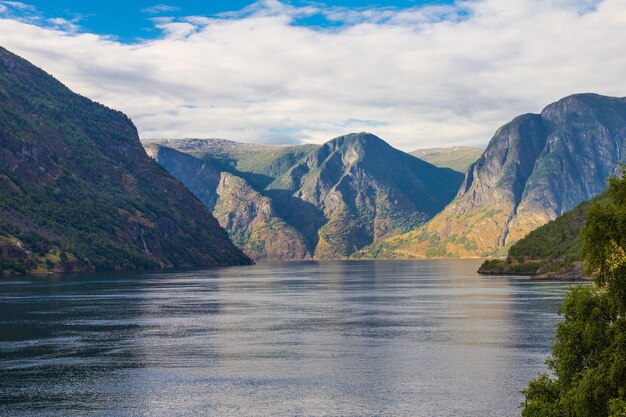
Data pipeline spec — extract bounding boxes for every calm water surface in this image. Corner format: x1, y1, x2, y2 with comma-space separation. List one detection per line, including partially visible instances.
0, 260, 575, 416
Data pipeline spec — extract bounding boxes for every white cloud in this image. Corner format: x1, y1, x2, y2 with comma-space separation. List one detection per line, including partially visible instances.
0, 1, 35, 11
0, 0, 625, 150
154, 21, 196, 38
47, 17, 80, 32
0, 1, 35, 18
141, 4, 180, 14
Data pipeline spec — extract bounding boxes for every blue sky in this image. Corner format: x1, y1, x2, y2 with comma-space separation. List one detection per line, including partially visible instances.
15, 0, 454, 42
0, 0, 621, 148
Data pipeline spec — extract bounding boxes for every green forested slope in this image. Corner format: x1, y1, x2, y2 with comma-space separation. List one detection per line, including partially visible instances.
522, 167, 626, 416
0, 46, 251, 274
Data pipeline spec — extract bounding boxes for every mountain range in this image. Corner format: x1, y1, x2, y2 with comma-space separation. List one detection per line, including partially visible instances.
358, 93, 626, 259
0, 46, 251, 273
145, 134, 464, 260
2, 45, 625, 270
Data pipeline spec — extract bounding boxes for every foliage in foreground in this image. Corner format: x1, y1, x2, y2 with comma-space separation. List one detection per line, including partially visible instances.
522, 166, 626, 416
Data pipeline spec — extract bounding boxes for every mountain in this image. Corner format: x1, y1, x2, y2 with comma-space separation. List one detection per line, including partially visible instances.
145, 145, 311, 260
359, 94, 626, 259
147, 133, 464, 260
410, 146, 484, 173
142, 138, 274, 164
144, 138, 318, 190
267, 133, 465, 258
0, 46, 251, 274
478, 193, 606, 279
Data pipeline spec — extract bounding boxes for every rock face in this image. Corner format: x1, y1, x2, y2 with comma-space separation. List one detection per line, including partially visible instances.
477, 193, 601, 279
268, 133, 464, 258
147, 133, 463, 260
362, 94, 626, 258
410, 146, 484, 173
147, 146, 310, 260
215, 173, 311, 260
0, 46, 251, 274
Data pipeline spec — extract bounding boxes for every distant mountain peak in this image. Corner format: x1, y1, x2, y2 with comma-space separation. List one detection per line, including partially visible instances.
325, 132, 390, 150
361, 93, 626, 259
329, 131, 381, 142
546, 92, 623, 106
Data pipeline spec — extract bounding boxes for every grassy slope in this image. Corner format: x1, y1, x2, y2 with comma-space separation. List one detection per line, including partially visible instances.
141, 138, 275, 164
236, 144, 320, 178
410, 146, 484, 173
142, 138, 320, 190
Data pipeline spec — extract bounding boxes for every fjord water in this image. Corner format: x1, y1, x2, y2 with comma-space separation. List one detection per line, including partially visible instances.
0, 261, 573, 416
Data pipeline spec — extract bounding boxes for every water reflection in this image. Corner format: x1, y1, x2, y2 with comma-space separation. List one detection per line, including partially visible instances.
0, 261, 574, 416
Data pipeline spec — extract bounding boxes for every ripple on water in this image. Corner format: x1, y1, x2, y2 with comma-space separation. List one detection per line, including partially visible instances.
0, 260, 575, 416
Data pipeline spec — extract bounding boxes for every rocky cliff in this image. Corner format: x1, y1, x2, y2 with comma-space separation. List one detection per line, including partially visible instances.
146, 145, 310, 260
360, 94, 626, 258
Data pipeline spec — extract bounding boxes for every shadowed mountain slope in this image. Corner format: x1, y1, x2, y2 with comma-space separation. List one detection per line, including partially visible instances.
0, 46, 251, 273
267, 133, 464, 258
145, 145, 311, 260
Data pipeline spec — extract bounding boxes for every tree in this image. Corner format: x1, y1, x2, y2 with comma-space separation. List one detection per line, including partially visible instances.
582, 167, 626, 315
522, 165, 626, 417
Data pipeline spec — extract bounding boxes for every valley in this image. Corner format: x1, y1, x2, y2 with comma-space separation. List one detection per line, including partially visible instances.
145, 134, 464, 260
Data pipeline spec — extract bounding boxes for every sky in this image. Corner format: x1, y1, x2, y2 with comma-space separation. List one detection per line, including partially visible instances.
0, 0, 624, 149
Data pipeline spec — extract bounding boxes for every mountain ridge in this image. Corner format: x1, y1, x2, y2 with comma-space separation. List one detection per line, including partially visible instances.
410, 146, 484, 173
148, 132, 464, 260
358, 93, 626, 259
0, 46, 251, 273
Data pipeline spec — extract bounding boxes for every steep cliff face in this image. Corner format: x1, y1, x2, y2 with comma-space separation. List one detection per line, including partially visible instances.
361, 94, 626, 258
147, 145, 310, 260
214, 173, 311, 260
148, 133, 463, 260
0, 46, 251, 274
